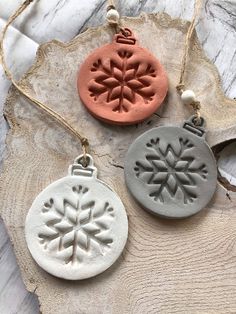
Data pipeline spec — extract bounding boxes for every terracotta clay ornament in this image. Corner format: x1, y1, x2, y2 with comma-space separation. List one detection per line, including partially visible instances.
78, 28, 168, 125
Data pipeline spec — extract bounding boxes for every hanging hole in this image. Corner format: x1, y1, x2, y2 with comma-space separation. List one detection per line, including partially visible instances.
192, 116, 204, 127
76, 154, 93, 168
120, 27, 132, 37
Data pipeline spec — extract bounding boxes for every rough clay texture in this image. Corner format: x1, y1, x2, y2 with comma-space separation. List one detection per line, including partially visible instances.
125, 125, 217, 218
25, 155, 128, 280
78, 28, 168, 125
1, 14, 236, 314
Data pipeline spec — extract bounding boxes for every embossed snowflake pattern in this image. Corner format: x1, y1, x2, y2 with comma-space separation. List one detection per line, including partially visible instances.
89, 50, 156, 113
38, 185, 115, 265
134, 137, 208, 204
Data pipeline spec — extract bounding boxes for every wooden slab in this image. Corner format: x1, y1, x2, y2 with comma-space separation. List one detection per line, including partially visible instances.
1, 13, 236, 313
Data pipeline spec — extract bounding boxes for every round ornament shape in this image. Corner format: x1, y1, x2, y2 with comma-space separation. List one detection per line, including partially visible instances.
25, 155, 128, 280
78, 28, 168, 125
124, 117, 217, 219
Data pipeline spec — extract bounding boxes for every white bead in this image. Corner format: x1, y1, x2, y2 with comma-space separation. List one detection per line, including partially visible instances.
181, 90, 196, 105
106, 9, 120, 24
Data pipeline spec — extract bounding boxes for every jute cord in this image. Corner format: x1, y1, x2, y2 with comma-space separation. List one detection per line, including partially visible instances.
176, 0, 203, 125
0, 0, 90, 167
106, 0, 123, 34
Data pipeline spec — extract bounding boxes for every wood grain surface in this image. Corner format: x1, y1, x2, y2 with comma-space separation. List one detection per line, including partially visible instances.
1, 12, 236, 314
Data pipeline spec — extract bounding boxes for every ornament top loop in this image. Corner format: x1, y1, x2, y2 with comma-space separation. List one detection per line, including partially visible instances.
183, 115, 206, 138
114, 28, 136, 45
75, 153, 94, 167
69, 154, 97, 178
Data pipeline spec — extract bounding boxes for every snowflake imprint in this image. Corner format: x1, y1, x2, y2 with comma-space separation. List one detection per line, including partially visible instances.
134, 137, 208, 204
88, 50, 156, 113
38, 185, 115, 265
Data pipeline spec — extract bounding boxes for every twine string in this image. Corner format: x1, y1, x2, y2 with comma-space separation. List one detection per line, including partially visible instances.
107, 0, 116, 10
106, 0, 123, 34
176, 0, 203, 125
177, 0, 202, 90
0, 0, 90, 167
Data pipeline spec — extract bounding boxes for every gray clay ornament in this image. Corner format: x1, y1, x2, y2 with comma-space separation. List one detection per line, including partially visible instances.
25, 154, 128, 280
124, 116, 217, 218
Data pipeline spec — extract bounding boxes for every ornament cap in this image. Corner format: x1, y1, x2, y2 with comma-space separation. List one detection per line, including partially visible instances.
68, 154, 97, 178
183, 115, 206, 138
114, 28, 136, 45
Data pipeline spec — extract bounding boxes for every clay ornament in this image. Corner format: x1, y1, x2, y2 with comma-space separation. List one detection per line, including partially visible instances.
25, 154, 128, 280
78, 28, 168, 125
124, 116, 217, 219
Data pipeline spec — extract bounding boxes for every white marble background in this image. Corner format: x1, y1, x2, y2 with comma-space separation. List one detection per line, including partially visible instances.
0, 0, 236, 313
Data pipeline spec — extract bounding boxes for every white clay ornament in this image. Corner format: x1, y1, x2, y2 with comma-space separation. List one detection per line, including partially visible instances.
25, 154, 128, 280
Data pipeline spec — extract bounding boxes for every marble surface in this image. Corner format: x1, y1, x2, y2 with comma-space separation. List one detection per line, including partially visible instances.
0, 0, 236, 313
